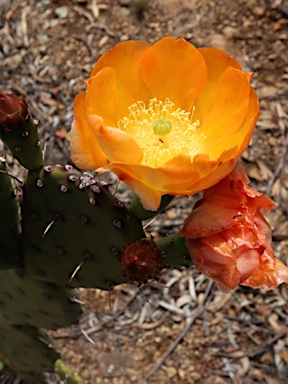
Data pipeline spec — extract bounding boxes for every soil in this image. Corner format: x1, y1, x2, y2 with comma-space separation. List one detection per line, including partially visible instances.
1, 0, 288, 383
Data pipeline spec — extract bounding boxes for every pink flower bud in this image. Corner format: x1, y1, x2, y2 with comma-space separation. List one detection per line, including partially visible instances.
181, 163, 288, 291
0, 94, 29, 132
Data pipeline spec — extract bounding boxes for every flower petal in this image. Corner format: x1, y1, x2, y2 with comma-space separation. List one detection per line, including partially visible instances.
274, 259, 288, 285
197, 67, 252, 150
95, 124, 143, 164
194, 48, 242, 122
236, 249, 261, 282
181, 163, 274, 239
89, 40, 151, 122
181, 177, 245, 238
96, 145, 242, 210
186, 147, 240, 192
86, 67, 119, 127
102, 148, 240, 210
98, 163, 163, 211
85, 69, 144, 165
97, 159, 201, 210
70, 92, 107, 169
239, 211, 288, 289
164, 147, 239, 193
241, 250, 279, 289
200, 88, 259, 159
140, 37, 207, 111
186, 235, 240, 291
91, 40, 151, 78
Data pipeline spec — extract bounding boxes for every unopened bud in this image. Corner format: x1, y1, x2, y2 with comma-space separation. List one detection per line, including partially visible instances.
0, 94, 29, 132
121, 239, 163, 282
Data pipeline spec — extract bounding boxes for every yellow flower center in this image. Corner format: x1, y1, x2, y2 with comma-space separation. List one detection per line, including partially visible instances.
153, 117, 173, 135
118, 98, 200, 167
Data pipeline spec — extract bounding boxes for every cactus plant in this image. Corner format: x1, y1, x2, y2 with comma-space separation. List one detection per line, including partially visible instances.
0, 93, 194, 382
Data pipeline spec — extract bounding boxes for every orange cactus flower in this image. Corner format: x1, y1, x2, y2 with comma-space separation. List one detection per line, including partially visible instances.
181, 163, 288, 292
71, 37, 259, 210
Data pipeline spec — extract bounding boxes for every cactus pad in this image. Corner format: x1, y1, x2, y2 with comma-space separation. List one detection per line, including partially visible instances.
54, 359, 87, 384
21, 165, 146, 289
0, 158, 21, 269
156, 232, 194, 268
0, 318, 59, 376
0, 115, 43, 171
0, 269, 82, 329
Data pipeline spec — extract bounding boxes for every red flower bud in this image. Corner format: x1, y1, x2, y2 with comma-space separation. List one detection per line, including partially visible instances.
0, 94, 29, 132
121, 239, 163, 282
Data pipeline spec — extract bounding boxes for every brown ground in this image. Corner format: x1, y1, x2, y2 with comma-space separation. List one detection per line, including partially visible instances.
1, 0, 288, 383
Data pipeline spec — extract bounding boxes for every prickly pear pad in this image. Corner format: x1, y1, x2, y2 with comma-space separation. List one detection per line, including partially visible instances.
55, 359, 87, 384
0, 269, 82, 329
21, 165, 146, 289
0, 114, 43, 171
0, 159, 21, 269
0, 318, 59, 374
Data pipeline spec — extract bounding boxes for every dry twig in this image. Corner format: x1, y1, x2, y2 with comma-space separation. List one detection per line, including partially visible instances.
141, 279, 214, 383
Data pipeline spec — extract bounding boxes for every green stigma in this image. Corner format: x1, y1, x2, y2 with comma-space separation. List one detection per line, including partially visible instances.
153, 117, 172, 136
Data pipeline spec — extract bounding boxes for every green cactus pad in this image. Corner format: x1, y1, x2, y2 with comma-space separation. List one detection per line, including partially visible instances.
156, 232, 194, 269
14, 372, 47, 383
0, 116, 43, 171
21, 165, 146, 289
54, 359, 86, 384
0, 268, 82, 329
0, 318, 59, 376
0, 158, 22, 269
131, 193, 174, 220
